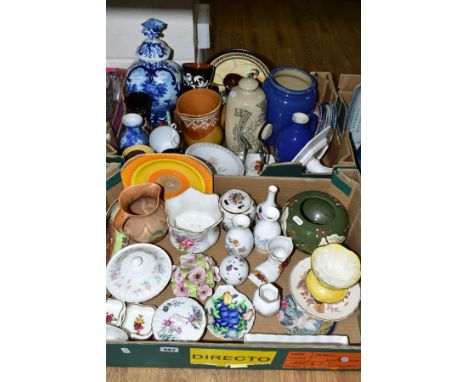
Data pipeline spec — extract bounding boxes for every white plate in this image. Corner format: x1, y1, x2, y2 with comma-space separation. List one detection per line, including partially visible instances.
289, 257, 360, 322
292, 126, 334, 165
152, 297, 206, 341
186, 143, 245, 176
106, 243, 172, 303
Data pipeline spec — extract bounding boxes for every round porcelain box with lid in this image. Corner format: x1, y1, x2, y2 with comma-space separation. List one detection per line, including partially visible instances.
219, 189, 256, 231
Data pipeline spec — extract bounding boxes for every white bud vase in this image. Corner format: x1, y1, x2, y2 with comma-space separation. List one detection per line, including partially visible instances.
255, 185, 279, 223
253, 283, 281, 317
253, 206, 281, 253
225, 215, 254, 257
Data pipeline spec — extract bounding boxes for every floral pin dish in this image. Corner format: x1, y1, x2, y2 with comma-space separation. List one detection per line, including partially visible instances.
106, 243, 172, 303
152, 297, 206, 341
121, 303, 157, 340
106, 324, 129, 342
205, 285, 255, 340
106, 298, 126, 327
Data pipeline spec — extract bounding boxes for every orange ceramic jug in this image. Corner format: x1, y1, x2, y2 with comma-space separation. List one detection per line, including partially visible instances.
114, 183, 168, 243
174, 88, 224, 146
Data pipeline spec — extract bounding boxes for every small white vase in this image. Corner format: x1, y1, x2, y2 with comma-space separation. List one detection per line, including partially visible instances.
253, 206, 281, 253
225, 215, 254, 257
253, 283, 281, 317
255, 185, 279, 223
250, 236, 294, 286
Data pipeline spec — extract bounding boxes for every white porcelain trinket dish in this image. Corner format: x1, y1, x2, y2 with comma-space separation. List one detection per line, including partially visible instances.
152, 297, 206, 341
106, 324, 129, 342
121, 303, 157, 340
106, 243, 172, 303
106, 298, 126, 327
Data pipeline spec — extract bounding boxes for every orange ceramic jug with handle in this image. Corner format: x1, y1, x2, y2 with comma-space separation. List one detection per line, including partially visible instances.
114, 183, 168, 243
174, 88, 224, 146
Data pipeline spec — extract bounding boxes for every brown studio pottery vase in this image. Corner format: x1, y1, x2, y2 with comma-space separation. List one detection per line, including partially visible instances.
174, 88, 224, 146
114, 183, 168, 243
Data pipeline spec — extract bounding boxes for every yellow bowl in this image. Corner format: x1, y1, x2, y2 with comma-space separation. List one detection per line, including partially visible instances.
306, 270, 348, 304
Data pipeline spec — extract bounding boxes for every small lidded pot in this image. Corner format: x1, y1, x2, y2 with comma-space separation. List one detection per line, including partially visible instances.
219, 189, 256, 231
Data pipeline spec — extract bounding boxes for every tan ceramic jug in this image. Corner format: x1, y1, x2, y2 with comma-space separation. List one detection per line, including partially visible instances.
114, 183, 168, 243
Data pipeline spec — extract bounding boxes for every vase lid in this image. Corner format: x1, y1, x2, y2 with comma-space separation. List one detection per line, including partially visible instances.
135, 18, 172, 62
220, 189, 253, 214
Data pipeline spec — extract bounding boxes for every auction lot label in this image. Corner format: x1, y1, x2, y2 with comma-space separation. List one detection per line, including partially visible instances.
282, 351, 361, 370
190, 348, 276, 367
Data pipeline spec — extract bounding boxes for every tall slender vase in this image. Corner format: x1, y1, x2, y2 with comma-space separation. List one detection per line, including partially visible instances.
255, 185, 279, 223
253, 206, 281, 253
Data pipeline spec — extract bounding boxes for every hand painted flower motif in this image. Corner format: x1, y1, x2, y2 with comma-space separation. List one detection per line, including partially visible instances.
176, 236, 196, 250
213, 266, 221, 282
106, 313, 114, 324
133, 314, 145, 332
280, 297, 289, 309
176, 327, 182, 334
174, 281, 190, 297
197, 284, 213, 301
180, 254, 198, 267
188, 267, 206, 286
162, 319, 173, 327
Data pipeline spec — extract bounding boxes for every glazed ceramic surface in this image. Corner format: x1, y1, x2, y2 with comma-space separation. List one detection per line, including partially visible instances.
252, 283, 281, 317
253, 206, 281, 253
219, 189, 256, 231
243, 152, 276, 176
166, 187, 223, 253
289, 257, 360, 321
152, 297, 206, 341
219, 255, 249, 286
292, 126, 333, 164
276, 294, 336, 335
250, 236, 293, 286
106, 200, 130, 264
114, 183, 168, 243
263, 67, 318, 145
119, 113, 149, 150
171, 253, 221, 302
106, 243, 172, 303
120, 153, 213, 199
205, 285, 255, 340
209, 49, 270, 93
122, 144, 155, 162
148, 124, 181, 153
175, 88, 224, 146
280, 191, 349, 255
306, 270, 347, 304
121, 303, 157, 340
274, 112, 318, 163
255, 185, 279, 222
106, 324, 129, 341
225, 215, 254, 257
106, 298, 126, 327
185, 143, 245, 176
182, 63, 215, 90
125, 19, 182, 125
224, 77, 267, 154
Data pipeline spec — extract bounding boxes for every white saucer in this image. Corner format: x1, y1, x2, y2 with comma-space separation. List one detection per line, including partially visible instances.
186, 143, 245, 176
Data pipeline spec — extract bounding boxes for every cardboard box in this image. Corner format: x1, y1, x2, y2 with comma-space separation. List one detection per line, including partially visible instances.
106, 172, 361, 370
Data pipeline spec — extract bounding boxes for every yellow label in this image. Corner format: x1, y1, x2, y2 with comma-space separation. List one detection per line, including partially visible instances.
190, 348, 277, 367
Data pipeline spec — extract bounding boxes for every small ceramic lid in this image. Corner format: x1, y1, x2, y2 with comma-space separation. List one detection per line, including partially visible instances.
152, 297, 207, 341
238, 77, 259, 92
220, 189, 253, 214
136, 18, 172, 62
106, 243, 172, 303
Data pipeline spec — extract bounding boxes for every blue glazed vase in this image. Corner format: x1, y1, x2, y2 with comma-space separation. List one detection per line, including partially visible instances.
274, 112, 317, 162
119, 113, 149, 151
262, 67, 318, 145
125, 18, 182, 126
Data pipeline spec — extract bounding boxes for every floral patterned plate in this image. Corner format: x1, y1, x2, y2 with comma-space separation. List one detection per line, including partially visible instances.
106, 243, 172, 303
186, 143, 245, 176
121, 303, 157, 340
276, 294, 336, 335
205, 285, 255, 340
289, 257, 360, 322
106, 298, 126, 327
152, 297, 206, 341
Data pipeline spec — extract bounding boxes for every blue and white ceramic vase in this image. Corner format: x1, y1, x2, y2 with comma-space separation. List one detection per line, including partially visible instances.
125, 18, 182, 126
119, 113, 149, 151
274, 112, 317, 162
262, 67, 318, 145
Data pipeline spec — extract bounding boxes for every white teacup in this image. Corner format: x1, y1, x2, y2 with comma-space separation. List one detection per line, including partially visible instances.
149, 124, 181, 153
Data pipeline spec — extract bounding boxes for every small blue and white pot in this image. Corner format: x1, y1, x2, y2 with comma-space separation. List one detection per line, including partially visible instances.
119, 113, 149, 151
125, 18, 182, 126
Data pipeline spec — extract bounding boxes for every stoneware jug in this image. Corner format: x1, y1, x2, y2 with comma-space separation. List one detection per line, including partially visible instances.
253, 206, 281, 253
224, 77, 267, 154
174, 88, 224, 146
165, 187, 223, 253
114, 183, 168, 243
253, 283, 281, 317
262, 66, 318, 145
274, 112, 318, 162
225, 215, 254, 257
125, 18, 182, 125
250, 236, 294, 286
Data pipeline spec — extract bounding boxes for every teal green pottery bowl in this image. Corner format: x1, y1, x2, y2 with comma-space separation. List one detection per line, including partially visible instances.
280, 191, 349, 254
